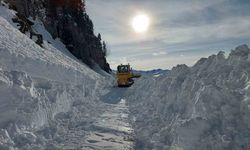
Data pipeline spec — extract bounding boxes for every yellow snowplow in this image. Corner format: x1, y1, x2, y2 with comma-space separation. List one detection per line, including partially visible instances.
116, 64, 141, 87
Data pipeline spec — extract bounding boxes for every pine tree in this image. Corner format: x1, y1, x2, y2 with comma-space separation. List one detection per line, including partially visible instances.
45, 0, 110, 72
102, 41, 107, 56
98, 33, 101, 41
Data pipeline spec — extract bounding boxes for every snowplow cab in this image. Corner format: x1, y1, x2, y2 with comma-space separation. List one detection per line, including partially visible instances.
116, 64, 134, 87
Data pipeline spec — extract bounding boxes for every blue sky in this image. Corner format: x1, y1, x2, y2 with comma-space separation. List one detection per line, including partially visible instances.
86, 0, 250, 70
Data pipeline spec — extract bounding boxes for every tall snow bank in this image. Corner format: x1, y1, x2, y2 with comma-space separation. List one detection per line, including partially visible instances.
126, 45, 250, 150
0, 15, 100, 83
0, 9, 111, 149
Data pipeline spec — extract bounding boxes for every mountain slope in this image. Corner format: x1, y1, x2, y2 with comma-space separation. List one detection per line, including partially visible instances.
133, 69, 169, 77
0, 6, 113, 149
4, 0, 111, 72
126, 45, 250, 150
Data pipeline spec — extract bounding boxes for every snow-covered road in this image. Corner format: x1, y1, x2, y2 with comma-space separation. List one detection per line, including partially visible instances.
45, 87, 135, 150
82, 88, 135, 150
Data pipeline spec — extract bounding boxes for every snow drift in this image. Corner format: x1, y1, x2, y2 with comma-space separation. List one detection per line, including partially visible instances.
0, 5, 112, 149
126, 45, 250, 150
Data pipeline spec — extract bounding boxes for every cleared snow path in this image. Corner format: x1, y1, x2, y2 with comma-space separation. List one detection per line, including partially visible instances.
82, 88, 135, 150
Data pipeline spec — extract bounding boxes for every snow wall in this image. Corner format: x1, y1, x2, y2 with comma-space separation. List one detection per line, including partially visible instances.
126, 45, 250, 150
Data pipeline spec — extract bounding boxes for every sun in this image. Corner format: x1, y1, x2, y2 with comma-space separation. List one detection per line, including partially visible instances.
132, 14, 150, 33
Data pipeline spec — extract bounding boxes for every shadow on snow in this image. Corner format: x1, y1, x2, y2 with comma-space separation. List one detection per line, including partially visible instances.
101, 87, 128, 104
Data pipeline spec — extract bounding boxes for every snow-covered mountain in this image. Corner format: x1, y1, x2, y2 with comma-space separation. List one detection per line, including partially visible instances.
126, 45, 250, 150
133, 69, 169, 77
3, 0, 111, 72
0, 4, 116, 149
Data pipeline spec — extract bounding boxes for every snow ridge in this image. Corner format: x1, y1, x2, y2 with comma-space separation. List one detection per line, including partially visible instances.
126, 44, 250, 150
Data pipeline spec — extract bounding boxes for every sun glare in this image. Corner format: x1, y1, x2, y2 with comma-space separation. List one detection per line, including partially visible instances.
132, 14, 150, 33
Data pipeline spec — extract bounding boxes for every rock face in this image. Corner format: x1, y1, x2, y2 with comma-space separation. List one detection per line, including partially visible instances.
4, 0, 111, 73
126, 45, 250, 150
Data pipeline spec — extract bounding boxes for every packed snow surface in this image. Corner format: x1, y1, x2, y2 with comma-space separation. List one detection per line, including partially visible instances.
126, 45, 250, 150
0, 5, 134, 150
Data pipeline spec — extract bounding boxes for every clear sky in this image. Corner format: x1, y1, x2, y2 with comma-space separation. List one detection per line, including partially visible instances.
86, 0, 250, 70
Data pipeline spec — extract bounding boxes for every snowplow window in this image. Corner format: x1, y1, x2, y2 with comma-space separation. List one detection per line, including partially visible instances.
117, 66, 129, 73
